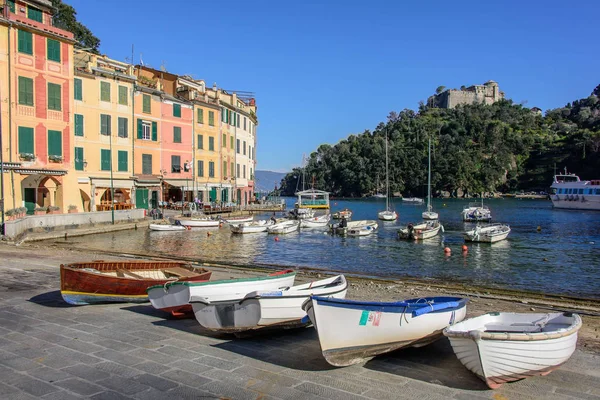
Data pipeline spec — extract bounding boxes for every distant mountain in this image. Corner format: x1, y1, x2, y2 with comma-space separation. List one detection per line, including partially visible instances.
254, 170, 287, 192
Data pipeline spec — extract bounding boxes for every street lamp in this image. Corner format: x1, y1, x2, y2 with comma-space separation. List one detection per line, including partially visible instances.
109, 125, 114, 225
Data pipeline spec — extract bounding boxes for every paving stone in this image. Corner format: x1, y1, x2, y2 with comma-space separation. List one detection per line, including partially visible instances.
126, 348, 180, 364
93, 349, 145, 366
0, 353, 43, 371
54, 378, 105, 396
57, 338, 106, 354
41, 390, 86, 400
131, 387, 181, 400
188, 344, 243, 360
36, 352, 81, 369
10, 374, 62, 397
555, 388, 600, 400
96, 375, 150, 395
92, 361, 144, 378
27, 366, 72, 383
132, 373, 179, 391
160, 368, 212, 388
93, 339, 138, 352
234, 365, 302, 387
165, 385, 221, 400
248, 380, 328, 400
202, 380, 270, 400
89, 390, 133, 400
156, 345, 201, 360
133, 360, 172, 375
167, 359, 214, 375
363, 388, 450, 400
61, 364, 111, 382
282, 370, 368, 394
193, 355, 243, 371
293, 382, 369, 400
47, 345, 103, 364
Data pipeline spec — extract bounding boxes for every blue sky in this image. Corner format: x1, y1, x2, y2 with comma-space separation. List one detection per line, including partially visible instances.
68, 0, 599, 172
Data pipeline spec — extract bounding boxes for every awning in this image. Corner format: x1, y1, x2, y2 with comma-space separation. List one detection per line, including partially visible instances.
13, 168, 67, 176
78, 177, 90, 184
91, 179, 134, 189
164, 180, 194, 191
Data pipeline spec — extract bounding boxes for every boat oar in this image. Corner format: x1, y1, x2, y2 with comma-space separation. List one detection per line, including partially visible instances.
412, 301, 462, 317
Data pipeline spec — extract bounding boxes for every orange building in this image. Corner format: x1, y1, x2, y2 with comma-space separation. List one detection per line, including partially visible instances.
0, 0, 76, 214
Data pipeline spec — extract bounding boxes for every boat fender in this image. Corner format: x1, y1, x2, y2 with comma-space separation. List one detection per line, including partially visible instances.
469, 330, 483, 341
440, 224, 445, 233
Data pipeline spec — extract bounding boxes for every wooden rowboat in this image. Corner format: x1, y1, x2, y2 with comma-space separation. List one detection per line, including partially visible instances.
60, 261, 212, 305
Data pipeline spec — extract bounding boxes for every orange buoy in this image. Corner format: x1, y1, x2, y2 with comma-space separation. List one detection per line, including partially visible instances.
274, 237, 280, 242
207, 231, 211, 236
537, 226, 541, 232
461, 245, 468, 252
219, 223, 223, 228
444, 247, 452, 255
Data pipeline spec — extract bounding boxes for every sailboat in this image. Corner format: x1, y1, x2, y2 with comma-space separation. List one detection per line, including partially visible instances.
377, 134, 398, 221
422, 136, 438, 220
372, 175, 386, 199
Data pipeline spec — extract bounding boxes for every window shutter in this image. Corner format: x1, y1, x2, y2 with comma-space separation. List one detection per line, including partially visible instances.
74, 78, 82, 100
151, 121, 157, 141
173, 103, 181, 117
101, 82, 110, 102
137, 119, 143, 139
118, 86, 128, 105
173, 127, 181, 143
143, 94, 151, 113
101, 149, 111, 171
18, 127, 34, 154
75, 114, 84, 136
74, 147, 84, 170
118, 151, 128, 172
47, 130, 62, 157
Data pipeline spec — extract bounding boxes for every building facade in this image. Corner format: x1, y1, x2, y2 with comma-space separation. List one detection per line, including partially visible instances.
428, 80, 505, 109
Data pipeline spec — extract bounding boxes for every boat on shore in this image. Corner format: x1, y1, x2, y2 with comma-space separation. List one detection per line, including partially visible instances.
550, 169, 600, 211
398, 220, 443, 240
444, 312, 582, 389
303, 296, 467, 367
191, 275, 348, 333
60, 261, 212, 305
147, 269, 296, 316
464, 224, 510, 243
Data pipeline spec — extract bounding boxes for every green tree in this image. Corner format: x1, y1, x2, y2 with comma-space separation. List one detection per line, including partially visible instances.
436, 86, 446, 94
51, 0, 101, 53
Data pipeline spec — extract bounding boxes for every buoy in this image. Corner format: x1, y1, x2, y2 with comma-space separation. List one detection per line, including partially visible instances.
334, 202, 338, 206
537, 226, 541, 232
274, 237, 280, 242
219, 223, 223, 228
207, 232, 211, 236
444, 247, 451, 255
461, 245, 468, 252
443, 203, 447, 207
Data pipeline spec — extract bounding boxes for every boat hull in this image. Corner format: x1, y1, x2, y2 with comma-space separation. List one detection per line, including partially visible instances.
223, 216, 254, 224
192, 275, 347, 332
60, 261, 211, 305
304, 296, 467, 367
377, 211, 398, 221
149, 224, 187, 231
422, 211, 438, 220
230, 222, 269, 234
178, 219, 220, 227
551, 195, 600, 211
147, 270, 296, 316
398, 222, 442, 240
267, 220, 299, 234
444, 312, 581, 389
463, 224, 510, 243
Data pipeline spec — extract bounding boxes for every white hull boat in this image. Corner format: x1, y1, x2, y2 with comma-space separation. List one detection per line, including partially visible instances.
332, 208, 352, 220
147, 269, 296, 316
289, 207, 315, 220
377, 210, 398, 221
230, 220, 272, 234
149, 223, 188, 231
462, 196, 492, 222
398, 220, 443, 240
299, 214, 331, 228
444, 312, 582, 389
267, 220, 300, 234
332, 220, 378, 236
178, 218, 220, 227
303, 296, 467, 367
463, 224, 510, 243
402, 197, 424, 204
377, 135, 398, 222
222, 215, 254, 224
191, 275, 348, 332
422, 210, 439, 220
347, 227, 375, 236
550, 170, 600, 211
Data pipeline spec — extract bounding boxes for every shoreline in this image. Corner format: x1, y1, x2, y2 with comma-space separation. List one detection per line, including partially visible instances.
2, 241, 599, 353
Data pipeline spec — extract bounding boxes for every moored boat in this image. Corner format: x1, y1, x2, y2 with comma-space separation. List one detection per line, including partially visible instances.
147, 269, 296, 316
402, 197, 424, 204
377, 210, 398, 221
398, 220, 443, 240
191, 275, 347, 332
299, 214, 331, 228
177, 216, 221, 227
60, 261, 212, 305
222, 215, 254, 224
302, 296, 467, 367
289, 207, 315, 220
331, 219, 378, 236
347, 226, 376, 236
462, 196, 492, 222
149, 222, 189, 231
550, 169, 600, 211
230, 220, 271, 234
267, 219, 300, 234
332, 208, 352, 220
444, 312, 582, 389
463, 224, 510, 243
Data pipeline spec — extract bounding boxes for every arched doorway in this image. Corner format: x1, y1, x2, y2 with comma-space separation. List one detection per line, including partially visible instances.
79, 189, 91, 212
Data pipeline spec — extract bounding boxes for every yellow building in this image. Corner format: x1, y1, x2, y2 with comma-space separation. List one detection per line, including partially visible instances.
72, 50, 135, 212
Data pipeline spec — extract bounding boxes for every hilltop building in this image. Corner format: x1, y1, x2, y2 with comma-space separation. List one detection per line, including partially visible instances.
428, 80, 505, 109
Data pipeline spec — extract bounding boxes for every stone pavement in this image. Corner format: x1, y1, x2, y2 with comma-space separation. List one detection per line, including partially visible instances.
1, 261, 599, 399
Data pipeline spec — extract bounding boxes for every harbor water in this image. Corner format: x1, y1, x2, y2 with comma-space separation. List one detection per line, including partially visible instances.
62, 198, 600, 299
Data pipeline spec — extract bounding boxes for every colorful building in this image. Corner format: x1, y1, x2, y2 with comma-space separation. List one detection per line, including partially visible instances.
0, 0, 76, 214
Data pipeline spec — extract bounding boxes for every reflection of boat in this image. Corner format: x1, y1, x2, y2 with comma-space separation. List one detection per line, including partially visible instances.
61, 261, 212, 305
464, 224, 510, 243
444, 312, 582, 389
462, 196, 492, 222
398, 220, 443, 240
332, 208, 352, 219
148, 269, 296, 316
299, 214, 331, 228
267, 219, 300, 234
402, 197, 424, 204
230, 220, 272, 234
377, 136, 398, 221
550, 169, 600, 211
422, 136, 439, 220
303, 296, 467, 367
191, 275, 347, 333
331, 220, 378, 236
222, 215, 254, 224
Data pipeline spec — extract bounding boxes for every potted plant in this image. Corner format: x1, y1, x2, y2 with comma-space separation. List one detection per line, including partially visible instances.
34, 206, 47, 215
5, 209, 15, 221
47, 206, 61, 214
68, 204, 78, 213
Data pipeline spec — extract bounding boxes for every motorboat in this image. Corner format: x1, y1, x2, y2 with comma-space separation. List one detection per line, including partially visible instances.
177, 216, 221, 227
302, 296, 467, 367
346, 226, 376, 237
289, 207, 315, 220
331, 220, 378, 236
332, 208, 352, 219
550, 169, 600, 211
402, 197, 424, 204
462, 196, 492, 222
444, 312, 582, 389
398, 220, 443, 240
463, 224, 510, 243
149, 220, 189, 231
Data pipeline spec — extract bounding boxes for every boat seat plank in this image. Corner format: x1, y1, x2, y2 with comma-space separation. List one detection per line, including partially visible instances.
163, 267, 197, 278
116, 269, 143, 279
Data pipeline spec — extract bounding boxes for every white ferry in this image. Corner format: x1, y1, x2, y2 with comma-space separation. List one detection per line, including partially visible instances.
550, 171, 600, 211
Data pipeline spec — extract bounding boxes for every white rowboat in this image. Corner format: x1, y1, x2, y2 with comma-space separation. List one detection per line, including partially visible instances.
377, 210, 398, 221
303, 296, 467, 367
299, 214, 331, 228
444, 312, 582, 389
149, 223, 188, 231
267, 220, 300, 234
191, 275, 348, 332
398, 220, 443, 240
147, 269, 296, 316
177, 217, 220, 227
222, 215, 254, 224
347, 226, 375, 237
463, 224, 510, 243
402, 197, 424, 204
332, 220, 378, 236
230, 220, 271, 234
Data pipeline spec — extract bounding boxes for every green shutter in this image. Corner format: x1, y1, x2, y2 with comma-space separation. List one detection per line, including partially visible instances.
17, 30, 32, 55
100, 82, 110, 102
100, 114, 111, 135
118, 86, 128, 105
118, 151, 128, 172
173, 127, 181, 143
209, 162, 215, 178
197, 108, 204, 124
48, 83, 61, 111
197, 134, 203, 149
18, 76, 33, 106
118, 117, 128, 138
197, 160, 204, 177
231, 162, 234, 178
74, 147, 84, 171
151, 121, 157, 141
222, 133, 226, 147
47, 130, 62, 157
209, 111, 214, 126
173, 103, 181, 117
74, 78, 82, 100
230, 136, 234, 149
101, 149, 111, 171
143, 94, 151, 113
47, 39, 60, 62
223, 161, 227, 176
7, 0, 15, 13
74, 114, 84, 136
137, 119, 143, 139
27, 6, 43, 22
209, 137, 214, 151
142, 154, 152, 174
18, 127, 34, 154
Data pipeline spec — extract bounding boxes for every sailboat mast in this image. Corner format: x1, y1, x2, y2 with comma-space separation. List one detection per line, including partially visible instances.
385, 134, 389, 211
427, 136, 431, 211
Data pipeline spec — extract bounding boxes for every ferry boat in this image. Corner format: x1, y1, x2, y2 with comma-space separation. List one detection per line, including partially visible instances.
550, 171, 600, 211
